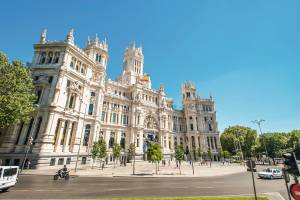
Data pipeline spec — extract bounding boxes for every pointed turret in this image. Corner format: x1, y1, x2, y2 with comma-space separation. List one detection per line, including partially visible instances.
94, 33, 99, 47
65, 29, 74, 44
86, 36, 91, 46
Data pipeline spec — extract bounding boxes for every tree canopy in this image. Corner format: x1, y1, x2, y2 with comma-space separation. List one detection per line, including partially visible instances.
220, 125, 257, 157
221, 124, 300, 159
0, 52, 36, 128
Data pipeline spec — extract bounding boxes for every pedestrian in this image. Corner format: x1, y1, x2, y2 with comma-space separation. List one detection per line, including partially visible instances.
27, 160, 31, 169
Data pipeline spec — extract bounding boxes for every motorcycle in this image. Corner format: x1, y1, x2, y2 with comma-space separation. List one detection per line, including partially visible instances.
53, 170, 70, 180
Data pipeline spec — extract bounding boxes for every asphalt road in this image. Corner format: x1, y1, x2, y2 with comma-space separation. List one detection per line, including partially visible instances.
1, 170, 288, 199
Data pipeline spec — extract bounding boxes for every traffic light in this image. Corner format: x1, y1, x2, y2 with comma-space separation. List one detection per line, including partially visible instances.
283, 153, 300, 177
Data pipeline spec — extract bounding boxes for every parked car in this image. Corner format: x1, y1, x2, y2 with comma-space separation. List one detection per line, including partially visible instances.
258, 168, 283, 179
0, 166, 19, 192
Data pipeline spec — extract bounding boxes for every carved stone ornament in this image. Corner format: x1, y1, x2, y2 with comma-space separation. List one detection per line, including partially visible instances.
144, 115, 158, 130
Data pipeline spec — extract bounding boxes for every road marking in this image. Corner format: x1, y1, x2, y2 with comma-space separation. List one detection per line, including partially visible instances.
11, 189, 64, 192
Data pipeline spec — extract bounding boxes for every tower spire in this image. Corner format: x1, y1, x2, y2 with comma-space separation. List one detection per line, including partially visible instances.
87, 36, 91, 46
40, 29, 47, 44
94, 33, 99, 46
65, 29, 74, 44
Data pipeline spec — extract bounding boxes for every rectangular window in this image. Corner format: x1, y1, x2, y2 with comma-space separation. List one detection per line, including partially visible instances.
81, 157, 87, 165
83, 125, 91, 146
88, 104, 94, 115
111, 113, 117, 124
101, 111, 106, 122
190, 124, 194, 131
66, 157, 71, 164
58, 158, 64, 165
68, 94, 75, 109
50, 158, 56, 166
122, 115, 128, 125
48, 76, 53, 84
13, 159, 20, 166
3, 168, 18, 177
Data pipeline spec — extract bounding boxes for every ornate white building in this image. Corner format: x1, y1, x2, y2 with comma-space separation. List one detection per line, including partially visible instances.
0, 30, 221, 168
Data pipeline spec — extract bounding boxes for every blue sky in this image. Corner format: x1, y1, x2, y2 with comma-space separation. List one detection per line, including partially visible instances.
0, 0, 299, 133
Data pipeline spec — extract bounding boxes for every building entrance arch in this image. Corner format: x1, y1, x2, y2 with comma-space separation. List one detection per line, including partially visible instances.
142, 115, 160, 159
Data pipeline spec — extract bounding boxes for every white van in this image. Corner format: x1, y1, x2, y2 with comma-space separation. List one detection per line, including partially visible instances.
0, 166, 19, 192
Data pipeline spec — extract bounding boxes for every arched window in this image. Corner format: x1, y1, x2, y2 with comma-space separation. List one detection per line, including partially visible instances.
83, 124, 91, 146
39, 52, 46, 64
70, 57, 76, 68
54, 52, 60, 64
191, 136, 195, 147
47, 52, 53, 64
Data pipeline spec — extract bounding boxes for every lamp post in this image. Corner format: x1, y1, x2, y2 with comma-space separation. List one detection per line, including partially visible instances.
133, 138, 136, 175
252, 119, 268, 157
75, 86, 88, 172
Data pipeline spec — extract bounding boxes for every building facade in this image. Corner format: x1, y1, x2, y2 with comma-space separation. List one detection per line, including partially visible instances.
0, 30, 221, 168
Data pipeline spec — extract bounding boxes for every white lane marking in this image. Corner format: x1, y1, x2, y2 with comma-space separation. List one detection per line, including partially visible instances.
11, 189, 64, 192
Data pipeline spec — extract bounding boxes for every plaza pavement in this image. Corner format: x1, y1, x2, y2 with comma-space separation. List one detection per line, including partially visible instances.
22, 161, 247, 177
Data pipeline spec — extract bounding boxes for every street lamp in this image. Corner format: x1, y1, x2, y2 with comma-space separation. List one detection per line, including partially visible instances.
251, 119, 268, 157
133, 138, 136, 175
75, 87, 88, 172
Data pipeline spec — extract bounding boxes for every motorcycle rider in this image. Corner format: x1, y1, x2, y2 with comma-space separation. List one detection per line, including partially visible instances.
58, 165, 68, 177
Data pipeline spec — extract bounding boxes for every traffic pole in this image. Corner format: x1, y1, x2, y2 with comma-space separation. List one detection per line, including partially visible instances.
283, 168, 292, 200
249, 157, 258, 200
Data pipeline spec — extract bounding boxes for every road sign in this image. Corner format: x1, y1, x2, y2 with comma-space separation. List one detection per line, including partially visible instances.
290, 184, 300, 200
246, 160, 256, 169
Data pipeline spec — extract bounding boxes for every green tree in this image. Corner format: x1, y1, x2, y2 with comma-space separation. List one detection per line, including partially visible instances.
112, 143, 122, 167
97, 139, 107, 169
147, 143, 163, 174
0, 52, 36, 128
128, 143, 135, 162
91, 142, 99, 169
221, 125, 257, 158
197, 147, 203, 161
287, 130, 300, 149
222, 150, 231, 159
175, 145, 185, 174
207, 148, 213, 167
257, 133, 288, 159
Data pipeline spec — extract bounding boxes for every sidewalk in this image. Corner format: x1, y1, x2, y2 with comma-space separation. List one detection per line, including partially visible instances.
22, 161, 246, 177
